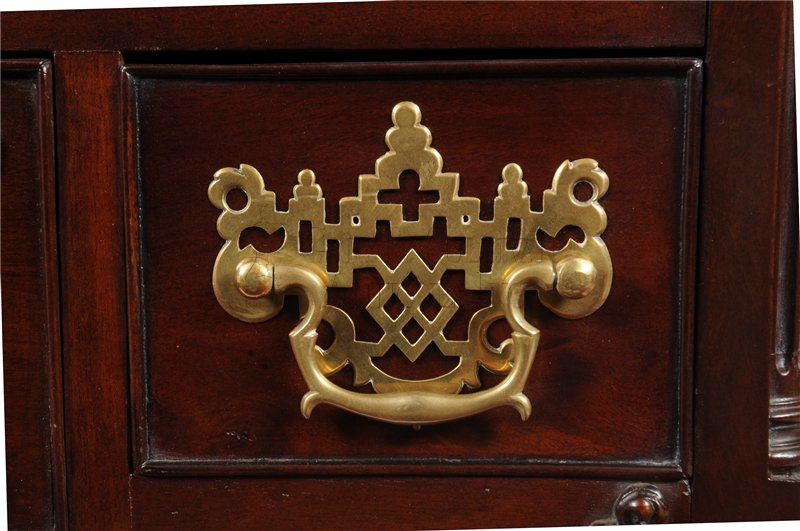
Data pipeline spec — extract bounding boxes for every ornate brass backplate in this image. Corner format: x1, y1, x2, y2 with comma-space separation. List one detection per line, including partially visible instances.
209, 102, 612, 425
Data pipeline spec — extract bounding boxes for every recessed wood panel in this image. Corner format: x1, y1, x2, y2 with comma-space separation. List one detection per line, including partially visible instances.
0, 59, 62, 530
127, 59, 700, 475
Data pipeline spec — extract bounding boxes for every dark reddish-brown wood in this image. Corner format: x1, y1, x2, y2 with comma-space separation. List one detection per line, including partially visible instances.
54, 52, 130, 529
1, 59, 65, 531
130, 477, 690, 529
1, 2, 705, 52
613, 483, 671, 525
125, 59, 700, 480
769, 4, 800, 477
2, 2, 798, 528
694, 0, 800, 520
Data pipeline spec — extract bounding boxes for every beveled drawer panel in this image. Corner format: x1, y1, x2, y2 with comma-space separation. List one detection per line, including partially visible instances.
125, 59, 700, 476
1, 58, 61, 530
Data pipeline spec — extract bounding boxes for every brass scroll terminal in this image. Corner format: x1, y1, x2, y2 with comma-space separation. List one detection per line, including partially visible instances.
209, 101, 612, 425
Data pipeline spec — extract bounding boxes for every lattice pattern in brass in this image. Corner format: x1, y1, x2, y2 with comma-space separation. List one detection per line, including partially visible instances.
209, 101, 612, 424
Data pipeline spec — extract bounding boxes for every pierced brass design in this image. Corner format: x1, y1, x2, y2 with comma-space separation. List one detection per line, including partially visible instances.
209, 101, 612, 425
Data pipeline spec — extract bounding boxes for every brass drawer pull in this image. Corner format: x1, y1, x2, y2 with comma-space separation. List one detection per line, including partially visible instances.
209, 102, 612, 425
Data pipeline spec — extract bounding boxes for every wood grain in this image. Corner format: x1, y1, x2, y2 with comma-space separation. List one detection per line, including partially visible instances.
2, 1, 798, 526
1, 2, 705, 53
126, 59, 700, 476
769, 5, 800, 476
693, 0, 800, 520
130, 476, 690, 529
1, 58, 65, 531
54, 52, 130, 530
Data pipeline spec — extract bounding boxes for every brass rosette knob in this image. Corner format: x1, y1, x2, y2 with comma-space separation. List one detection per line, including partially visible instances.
209, 102, 612, 425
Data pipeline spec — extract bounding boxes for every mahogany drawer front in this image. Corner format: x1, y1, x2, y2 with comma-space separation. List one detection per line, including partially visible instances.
3, 3, 799, 529
0, 59, 61, 531
126, 59, 699, 476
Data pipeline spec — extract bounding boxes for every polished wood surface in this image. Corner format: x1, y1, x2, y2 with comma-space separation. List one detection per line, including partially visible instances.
130, 477, 690, 529
127, 60, 699, 477
2, 2, 798, 528
54, 52, 130, 529
0, 59, 64, 531
770, 4, 800, 477
694, 1, 800, 520
1, 1, 705, 52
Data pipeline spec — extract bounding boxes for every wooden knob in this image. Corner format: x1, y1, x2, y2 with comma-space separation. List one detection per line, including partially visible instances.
614, 484, 669, 524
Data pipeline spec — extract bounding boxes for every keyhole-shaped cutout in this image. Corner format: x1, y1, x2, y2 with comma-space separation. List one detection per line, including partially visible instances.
536, 225, 585, 251
239, 226, 285, 253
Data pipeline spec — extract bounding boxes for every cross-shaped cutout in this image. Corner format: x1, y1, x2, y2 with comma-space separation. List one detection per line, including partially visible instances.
378, 170, 439, 222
